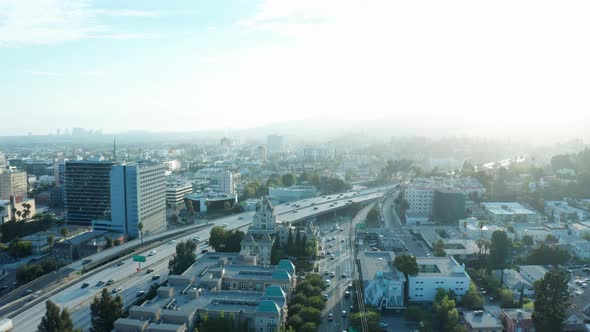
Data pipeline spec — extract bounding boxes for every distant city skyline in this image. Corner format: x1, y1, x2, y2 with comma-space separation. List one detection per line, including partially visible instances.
1, 0, 590, 139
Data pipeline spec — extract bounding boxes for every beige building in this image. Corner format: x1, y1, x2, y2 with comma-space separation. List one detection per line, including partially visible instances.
0, 170, 28, 201
240, 197, 278, 265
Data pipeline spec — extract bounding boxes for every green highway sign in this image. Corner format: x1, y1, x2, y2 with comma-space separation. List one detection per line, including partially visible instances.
133, 255, 146, 262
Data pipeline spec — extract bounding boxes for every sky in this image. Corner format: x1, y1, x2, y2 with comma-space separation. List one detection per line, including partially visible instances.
1, 0, 590, 139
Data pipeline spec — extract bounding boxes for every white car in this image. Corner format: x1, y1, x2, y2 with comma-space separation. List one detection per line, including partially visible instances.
148, 250, 157, 256
168, 240, 176, 244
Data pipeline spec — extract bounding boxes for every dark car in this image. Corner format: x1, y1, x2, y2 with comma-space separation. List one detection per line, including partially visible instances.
81, 283, 90, 289
201, 249, 209, 254
96, 281, 105, 286
82, 259, 92, 264
152, 274, 161, 281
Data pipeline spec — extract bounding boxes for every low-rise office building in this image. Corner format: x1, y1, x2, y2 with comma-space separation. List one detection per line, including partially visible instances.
408, 256, 471, 302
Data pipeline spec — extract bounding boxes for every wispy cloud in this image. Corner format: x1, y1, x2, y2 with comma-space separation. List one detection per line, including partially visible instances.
0, 0, 159, 46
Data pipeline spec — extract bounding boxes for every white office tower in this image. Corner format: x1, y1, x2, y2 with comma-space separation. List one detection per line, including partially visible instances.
109, 162, 166, 237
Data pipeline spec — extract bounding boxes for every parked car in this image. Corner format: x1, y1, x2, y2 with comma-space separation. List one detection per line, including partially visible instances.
323, 294, 329, 300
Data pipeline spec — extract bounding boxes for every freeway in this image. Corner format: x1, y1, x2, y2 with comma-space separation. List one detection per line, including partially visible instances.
8, 185, 393, 331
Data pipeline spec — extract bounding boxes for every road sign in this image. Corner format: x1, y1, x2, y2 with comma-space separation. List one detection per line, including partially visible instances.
133, 255, 146, 262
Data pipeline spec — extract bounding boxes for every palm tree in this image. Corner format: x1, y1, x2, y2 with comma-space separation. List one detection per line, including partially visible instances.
138, 222, 144, 247
21, 203, 32, 220
478, 221, 485, 239
16, 210, 22, 220
47, 235, 55, 255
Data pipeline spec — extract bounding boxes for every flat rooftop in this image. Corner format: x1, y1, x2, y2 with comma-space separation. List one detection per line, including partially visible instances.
359, 251, 404, 281
415, 256, 469, 278
481, 202, 536, 215
464, 311, 503, 328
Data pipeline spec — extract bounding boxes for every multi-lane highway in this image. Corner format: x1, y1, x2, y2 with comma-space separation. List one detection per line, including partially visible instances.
8, 186, 393, 331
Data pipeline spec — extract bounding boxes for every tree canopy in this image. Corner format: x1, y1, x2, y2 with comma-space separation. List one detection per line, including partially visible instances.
394, 254, 419, 276
90, 288, 123, 332
526, 244, 570, 266
168, 240, 197, 275
489, 230, 512, 268
38, 300, 75, 332
533, 270, 570, 332
209, 226, 244, 252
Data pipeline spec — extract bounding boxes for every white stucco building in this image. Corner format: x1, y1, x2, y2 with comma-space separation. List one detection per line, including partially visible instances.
408, 256, 471, 302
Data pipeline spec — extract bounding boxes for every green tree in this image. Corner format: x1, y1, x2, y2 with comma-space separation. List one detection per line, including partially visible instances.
9, 240, 32, 258
281, 173, 296, 187
394, 254, 419, 304
38, 300, 74, 332
433, 240, 446, 257
498, 288, 515, 308
533, 270, 569, 332
22, 203, 32, 220
168, 240, 197, 275
433, 288, 465, 332
90, 288, 123, 332
286, 228, 294, 255
104, 236, 113, 248
522, 235, 534, 246
394, 254, 419, 276
299, 307, 322, 325
489, 230, 512, 268
184, 199, 195, 223
526, 244, 570, 266
350, 309, 381, 332
461, 283, 484, 309
299, 322, 317, 332
209, 226, 227, 251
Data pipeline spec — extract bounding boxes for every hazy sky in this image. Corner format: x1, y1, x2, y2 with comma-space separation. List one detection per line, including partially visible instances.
1, 0, 589, 138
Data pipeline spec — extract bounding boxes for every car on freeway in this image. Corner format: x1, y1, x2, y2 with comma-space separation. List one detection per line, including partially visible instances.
341, 273, 347, 278
327, 313, 334, 321
24, 289, 33, 295
330, 271, 336, 277
238, 217, 244, 220
168, 240, 176, 244
323, 294, 329, 300
81, 283, 89, 289
201, 249, 209, 254
222, 223, 228, 228
325, 270, 330, 275
348, 282, 353, 289
106, 279, 115, 285
148, 250, 157, 256
82, 259, 92, 264
96, 281, 105, 287
152, 274, 161, 281
111, 287, 122, 293
342, 310, 347, 317
146, 268, 155, 273
325, 279, 331, 287
136, 290, 146, 297
330, 254, 336, 260
116, 261, 125, 266
379, 321, 389, 328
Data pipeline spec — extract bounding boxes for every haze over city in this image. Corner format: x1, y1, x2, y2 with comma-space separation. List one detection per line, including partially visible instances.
1, 0, 590, 140
2, 1, 590, 332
